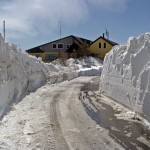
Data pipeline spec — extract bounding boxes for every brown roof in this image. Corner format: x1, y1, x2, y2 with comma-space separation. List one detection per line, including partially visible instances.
91, 36, 118, 46
26, 47, 44, 53
26, 35, 92, 52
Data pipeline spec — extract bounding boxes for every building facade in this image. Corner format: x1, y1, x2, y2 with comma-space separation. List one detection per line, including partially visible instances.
26, 34, 118, 62
26, 35, 92, 62
88, 35, 118, 60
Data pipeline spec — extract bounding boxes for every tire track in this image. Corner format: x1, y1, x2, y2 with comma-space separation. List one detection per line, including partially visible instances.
49, 92, 69, 150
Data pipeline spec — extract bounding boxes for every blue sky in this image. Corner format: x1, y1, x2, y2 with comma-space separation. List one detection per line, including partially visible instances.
0, 0, 150, 50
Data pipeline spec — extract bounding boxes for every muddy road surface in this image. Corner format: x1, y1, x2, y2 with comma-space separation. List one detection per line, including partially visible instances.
0, 77, 150, 150
48, 77, 123, 150
49, 76, 150, 150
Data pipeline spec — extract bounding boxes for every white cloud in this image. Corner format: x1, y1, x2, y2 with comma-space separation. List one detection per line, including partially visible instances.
0, 0, 88, 38
0, 0, 128, 40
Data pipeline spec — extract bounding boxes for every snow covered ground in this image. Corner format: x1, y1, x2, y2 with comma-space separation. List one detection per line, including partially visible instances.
100, 33, 150, 121
50, 57, 103, 76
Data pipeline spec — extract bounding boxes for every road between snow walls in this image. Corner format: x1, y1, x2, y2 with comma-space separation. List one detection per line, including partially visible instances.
1, 76, 150, 149
1, 32, 150, 149
100, 33, 150, 122
0, 77, 125, 150
0, 33, 103, 119
0, 34, 76, 119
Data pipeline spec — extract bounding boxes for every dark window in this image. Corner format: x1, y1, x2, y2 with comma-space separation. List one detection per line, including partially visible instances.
67, 44, 71, 48
58, 44, 63, 48
52, 44, 56, 48
99, 43, 101, 48
104, 43, 106, 48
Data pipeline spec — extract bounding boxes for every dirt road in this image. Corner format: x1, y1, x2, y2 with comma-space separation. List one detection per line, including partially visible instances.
47, 77, 123, 150
1, 77, 149, 149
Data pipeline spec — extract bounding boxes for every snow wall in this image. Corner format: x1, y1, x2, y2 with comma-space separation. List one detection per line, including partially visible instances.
100, 33, 150, 121
0, 34, 50, 118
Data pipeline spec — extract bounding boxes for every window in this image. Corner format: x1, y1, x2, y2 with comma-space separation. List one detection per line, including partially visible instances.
58, 43, 63, 49
104, 43, 106, 48
67, 44, 71, 48
52, 44, 56, 49
99, 43, 101, 48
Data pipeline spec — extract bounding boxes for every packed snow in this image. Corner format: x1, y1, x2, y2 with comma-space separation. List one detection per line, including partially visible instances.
50, 57, 103, 76
100, 33, 150, 121
0, 34, 50, 118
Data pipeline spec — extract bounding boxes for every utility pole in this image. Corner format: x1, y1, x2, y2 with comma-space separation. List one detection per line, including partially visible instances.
3, 20, 5, 40
59, 21, 61, 38
105, 28, 109, 39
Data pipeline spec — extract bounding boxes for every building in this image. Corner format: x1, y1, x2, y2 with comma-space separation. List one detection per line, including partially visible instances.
26, 34, 118, 62
26, 35, 92, 62
88, 34, 118, 60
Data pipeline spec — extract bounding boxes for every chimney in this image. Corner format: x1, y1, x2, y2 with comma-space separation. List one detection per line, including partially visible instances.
103, 33, 105, 38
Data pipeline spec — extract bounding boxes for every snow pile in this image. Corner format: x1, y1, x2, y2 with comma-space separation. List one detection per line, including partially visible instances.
0, 34, 50, 118
66, 57, 103, 69
50, 57, 103, 76
100, 33, 150, 121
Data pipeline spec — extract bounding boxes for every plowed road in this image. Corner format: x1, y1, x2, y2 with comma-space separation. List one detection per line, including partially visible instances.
47, 77, 123, 150
1, 77, 149, 150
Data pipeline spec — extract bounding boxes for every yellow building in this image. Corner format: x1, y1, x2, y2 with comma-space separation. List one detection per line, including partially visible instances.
88, 35, 118, 60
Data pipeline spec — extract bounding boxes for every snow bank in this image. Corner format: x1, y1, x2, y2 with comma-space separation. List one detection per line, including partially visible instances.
47, 72, 78, 84
0, 34, 50, 118
77, 67, 102, 76
50, 56, 103, 76
66, 56, 103, 70
100, 33, 150, 121
67, 57, 103, 76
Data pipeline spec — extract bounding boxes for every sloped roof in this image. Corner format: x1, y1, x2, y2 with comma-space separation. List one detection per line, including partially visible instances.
26, 35, 92, 53
26, 47, 44, 53
91, 36, 118, 46
74, 36, 92, 45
